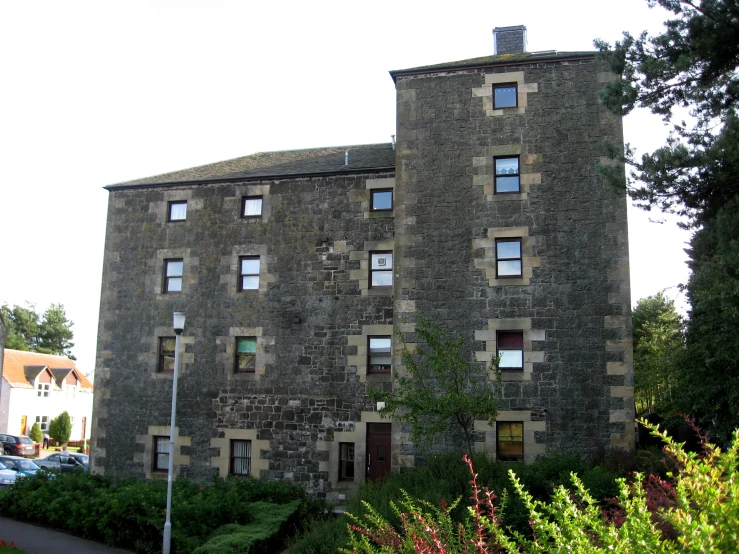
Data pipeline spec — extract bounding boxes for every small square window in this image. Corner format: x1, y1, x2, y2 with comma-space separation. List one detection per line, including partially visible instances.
370, 189, 393, 211
230, 439, 251, 476
36, 383, 50, 398
368, 336, 391, 373
496, 239, 522, 277
238, 256, 260, 291
235, 337, 257, 373
168, 201, 187, 222
339, 442, 355, 481
158, 337, 176, 373
497, 422, 524, 461
370, 251, 393, 288
495, 157, 520, 193
35, 416, 49, 432
497, 331, 523, 370
154, 436, 170, 472
242, 196, 263, 218
493, 84, 518, 109
163, 259, 184, 293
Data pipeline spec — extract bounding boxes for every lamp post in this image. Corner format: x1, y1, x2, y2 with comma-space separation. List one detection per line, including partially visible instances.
163, 311, 185, 554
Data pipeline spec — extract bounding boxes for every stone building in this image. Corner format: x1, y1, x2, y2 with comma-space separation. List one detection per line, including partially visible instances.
92, 26, 633, 500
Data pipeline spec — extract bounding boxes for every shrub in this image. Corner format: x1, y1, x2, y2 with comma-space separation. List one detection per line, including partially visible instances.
28, 423, 43, 443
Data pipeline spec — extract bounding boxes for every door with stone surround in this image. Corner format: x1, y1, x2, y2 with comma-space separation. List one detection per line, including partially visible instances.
366, 423, 391, 480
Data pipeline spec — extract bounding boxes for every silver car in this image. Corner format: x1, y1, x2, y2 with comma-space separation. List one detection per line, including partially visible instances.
33, 452, 88, 473
0, 461, 19, 487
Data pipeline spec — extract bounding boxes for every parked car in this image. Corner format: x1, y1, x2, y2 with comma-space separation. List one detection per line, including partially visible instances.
0, 455, 41, 477
33, 452, 88, 473
0, 434, 36, 457
0, 461, 19, 487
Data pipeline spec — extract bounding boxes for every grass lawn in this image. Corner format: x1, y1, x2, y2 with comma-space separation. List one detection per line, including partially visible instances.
0, 544, 26, 552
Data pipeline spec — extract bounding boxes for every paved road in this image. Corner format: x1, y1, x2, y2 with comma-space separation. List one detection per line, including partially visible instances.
0, 517, 132, 553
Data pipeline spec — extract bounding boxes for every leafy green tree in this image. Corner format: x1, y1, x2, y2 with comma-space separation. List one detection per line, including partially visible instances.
1, 303, 39, 351
49, 411, 72, 446
369, 315, 501, 457
632, 293, 685, 415
28, 422, 43, 444
0, 302, 75, 359
36, 303, 75, 360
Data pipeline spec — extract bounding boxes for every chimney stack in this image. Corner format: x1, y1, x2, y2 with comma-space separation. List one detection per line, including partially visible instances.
493, 25, 527, 55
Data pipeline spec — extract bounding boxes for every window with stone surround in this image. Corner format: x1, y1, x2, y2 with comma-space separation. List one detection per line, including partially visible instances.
496, 422, 523, 461
495, 156, 520, 193
238, 256, 260, 291
497, 331, 523, 369
158, 337, 175, 373
234, 337, 256, 373
496, 239, 522, 277
242, 196, 263, 218
153, 436, 170, 472
368, 336, 391, 373
339, 442, 355, 481
370, 251, 393, 288
168, 201, 187, 222
230, 439, 251, 476
370, 189, 393, 212
163, 259, 183, 293
493, 84, 517, 109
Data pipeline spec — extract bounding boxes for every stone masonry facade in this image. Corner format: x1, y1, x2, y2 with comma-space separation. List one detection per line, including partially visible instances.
92, 29, 633, 500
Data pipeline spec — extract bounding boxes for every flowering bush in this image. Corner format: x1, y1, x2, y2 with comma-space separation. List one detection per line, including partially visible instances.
343, 423, 739, 553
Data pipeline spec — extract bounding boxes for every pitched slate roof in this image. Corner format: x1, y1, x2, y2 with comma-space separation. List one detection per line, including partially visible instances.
2, 349, 93, 390
390, 50, 597, 80
109, 143, 396, 189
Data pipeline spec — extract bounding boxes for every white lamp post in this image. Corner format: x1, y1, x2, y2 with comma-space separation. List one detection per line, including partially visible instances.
163, 311, 185, 554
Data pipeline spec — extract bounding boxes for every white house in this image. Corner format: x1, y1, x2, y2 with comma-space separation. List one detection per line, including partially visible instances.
0, 348, 93, 441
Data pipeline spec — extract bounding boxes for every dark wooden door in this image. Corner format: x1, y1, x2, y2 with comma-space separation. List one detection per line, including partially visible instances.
366, 423, 391, 480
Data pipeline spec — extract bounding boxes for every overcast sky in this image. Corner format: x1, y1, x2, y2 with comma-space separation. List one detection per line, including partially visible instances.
0, 0, 692, 376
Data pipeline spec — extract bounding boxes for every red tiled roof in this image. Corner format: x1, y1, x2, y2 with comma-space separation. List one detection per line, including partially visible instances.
2, 349, 93, 390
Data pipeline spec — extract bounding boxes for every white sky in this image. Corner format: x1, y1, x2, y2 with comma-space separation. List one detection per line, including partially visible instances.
0, 0, 691, 376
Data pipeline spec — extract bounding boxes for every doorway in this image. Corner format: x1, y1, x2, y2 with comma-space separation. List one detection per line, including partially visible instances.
366, 423, 391, 480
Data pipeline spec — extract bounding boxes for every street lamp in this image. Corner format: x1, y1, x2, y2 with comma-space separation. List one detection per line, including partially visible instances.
163, 311, 185, 554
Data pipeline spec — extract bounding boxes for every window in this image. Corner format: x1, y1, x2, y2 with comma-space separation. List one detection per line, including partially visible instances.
168, 201, 187, 222
154, 436, 170, 472
163, 259, 183, 293
496, 239, 522, 277
35, 416, 49, 432
238, 256, 260, 291
36, 383, 49, 397
370, 251, 393, 288
495, 157, 520, 193
493, 84, 517, 109
497, 331, 523, 369
235, 337, 257, 373
242, 196, 263, 218
158, 337, 176, 373
370, 189, 393, 211
339, 442, 355, 481
368, 336, 391, 373
230, 439, 251, 475
497, 422, 524, 461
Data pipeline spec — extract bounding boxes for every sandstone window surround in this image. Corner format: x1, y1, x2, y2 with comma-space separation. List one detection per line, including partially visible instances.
148, 189, 203, 224
135, 425, 190, 480
472, 146, 541, 202
224, 183, 272, 222
349, 239, 395, 296
139, 327, 195, 379
150, 248, 198, 298
474, 411, 545, 463
167, 201, 187, 222
210, 428, 269, 478
472, 70, 538, 116
474, 227, 540, 286
220, 245, 275, 296
216, 327, 274, 378
475, 317, 544, 382
351, 177, 395, 219
347, 324, 394, 382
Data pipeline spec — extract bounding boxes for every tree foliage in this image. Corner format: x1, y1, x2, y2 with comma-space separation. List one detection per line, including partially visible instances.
0, 302, 75, 360
28, 422, 43, 444
369, 315, 501, 457
632, 293, 685, 415
49, 411, 72, 446
596, 0, 739, 228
